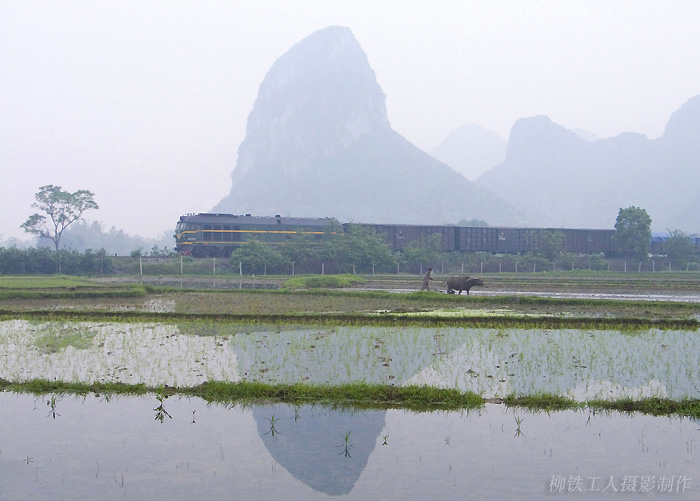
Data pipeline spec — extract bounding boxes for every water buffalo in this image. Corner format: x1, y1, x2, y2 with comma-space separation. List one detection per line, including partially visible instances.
446, 275, 485, 295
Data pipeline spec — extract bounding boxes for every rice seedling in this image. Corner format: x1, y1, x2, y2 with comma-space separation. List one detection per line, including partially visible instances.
336, 431, 352, 457
264, 414, 281, 437
46, 394, 60, 419
153, 391, 172, 423
514, 416, 525, 437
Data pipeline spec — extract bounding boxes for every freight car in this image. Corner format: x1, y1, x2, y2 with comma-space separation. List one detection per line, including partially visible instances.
363, 224, 620, 255
174, 213, 337, 257
175, 213, 694, 257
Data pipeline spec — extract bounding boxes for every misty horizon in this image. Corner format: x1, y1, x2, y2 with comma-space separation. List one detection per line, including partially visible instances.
2, 1, 700, 241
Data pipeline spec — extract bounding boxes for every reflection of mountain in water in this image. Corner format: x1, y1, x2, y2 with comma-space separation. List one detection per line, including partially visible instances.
227, 326, 464, 386
254, 404, 385, 496
224, 326, 446, 495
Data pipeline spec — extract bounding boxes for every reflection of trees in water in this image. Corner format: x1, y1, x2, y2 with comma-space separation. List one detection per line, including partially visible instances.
254, 404, 386, 496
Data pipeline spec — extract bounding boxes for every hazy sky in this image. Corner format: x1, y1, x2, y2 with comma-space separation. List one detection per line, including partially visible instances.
2, 0, 700, 241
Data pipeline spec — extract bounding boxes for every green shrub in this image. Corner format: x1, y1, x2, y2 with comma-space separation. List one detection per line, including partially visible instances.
587, 254, 609, 271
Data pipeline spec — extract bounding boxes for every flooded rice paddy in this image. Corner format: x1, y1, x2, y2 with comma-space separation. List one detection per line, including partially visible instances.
1, 317, 699, 499
1, 320, 699, 400
0, 393, 697, 499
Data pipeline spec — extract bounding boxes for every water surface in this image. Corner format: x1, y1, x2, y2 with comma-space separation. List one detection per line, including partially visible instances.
0, 393, 696, 499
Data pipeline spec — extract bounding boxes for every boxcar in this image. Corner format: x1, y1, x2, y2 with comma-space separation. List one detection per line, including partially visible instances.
365, 224, 457, 252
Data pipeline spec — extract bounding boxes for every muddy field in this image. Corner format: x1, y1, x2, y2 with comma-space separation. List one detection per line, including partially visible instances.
4, 287, 700, 321
98, 271, 700, 294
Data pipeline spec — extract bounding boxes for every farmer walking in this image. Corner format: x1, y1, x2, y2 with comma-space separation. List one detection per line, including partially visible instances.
421, 267, 433, 291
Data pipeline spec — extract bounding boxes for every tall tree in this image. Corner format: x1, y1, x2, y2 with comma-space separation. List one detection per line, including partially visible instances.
535, 230, 565, 260
664, 229, 696, 267
229, 239, 288, 274
613, 206, 652, 261
401, 233, 444, 271
320, 223, 394, 273
21, 185, 99, 251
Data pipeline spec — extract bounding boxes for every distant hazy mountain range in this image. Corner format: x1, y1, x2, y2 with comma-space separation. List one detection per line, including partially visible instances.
214, 25, 699, 233
428, 124, 600, 182
213, 26, 523, 226
476, 95, 700, 232
428, 124, 506, 181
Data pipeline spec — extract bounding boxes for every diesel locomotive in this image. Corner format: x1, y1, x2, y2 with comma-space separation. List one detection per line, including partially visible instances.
174, 213, 695, 257
174, 213, 337, 257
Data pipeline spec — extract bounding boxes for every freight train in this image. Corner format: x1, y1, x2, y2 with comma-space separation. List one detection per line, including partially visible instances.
174, 213, 696, 257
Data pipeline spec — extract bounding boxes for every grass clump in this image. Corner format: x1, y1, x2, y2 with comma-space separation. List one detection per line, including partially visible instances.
2, 379, 485, 412
282, 274, 366, 290
4, 378, 148, 396
194, 381, 483, 411
504, 393, 700, 418
504, 393, 581, 411
3, 379, 699, 417
587, 397, 700, 418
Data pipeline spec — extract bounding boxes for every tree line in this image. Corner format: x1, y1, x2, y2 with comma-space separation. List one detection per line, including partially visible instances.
0, 247, 113, 275
2, 223, 698, 276
4, 186, 698, 275
5, 235, 697, 278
